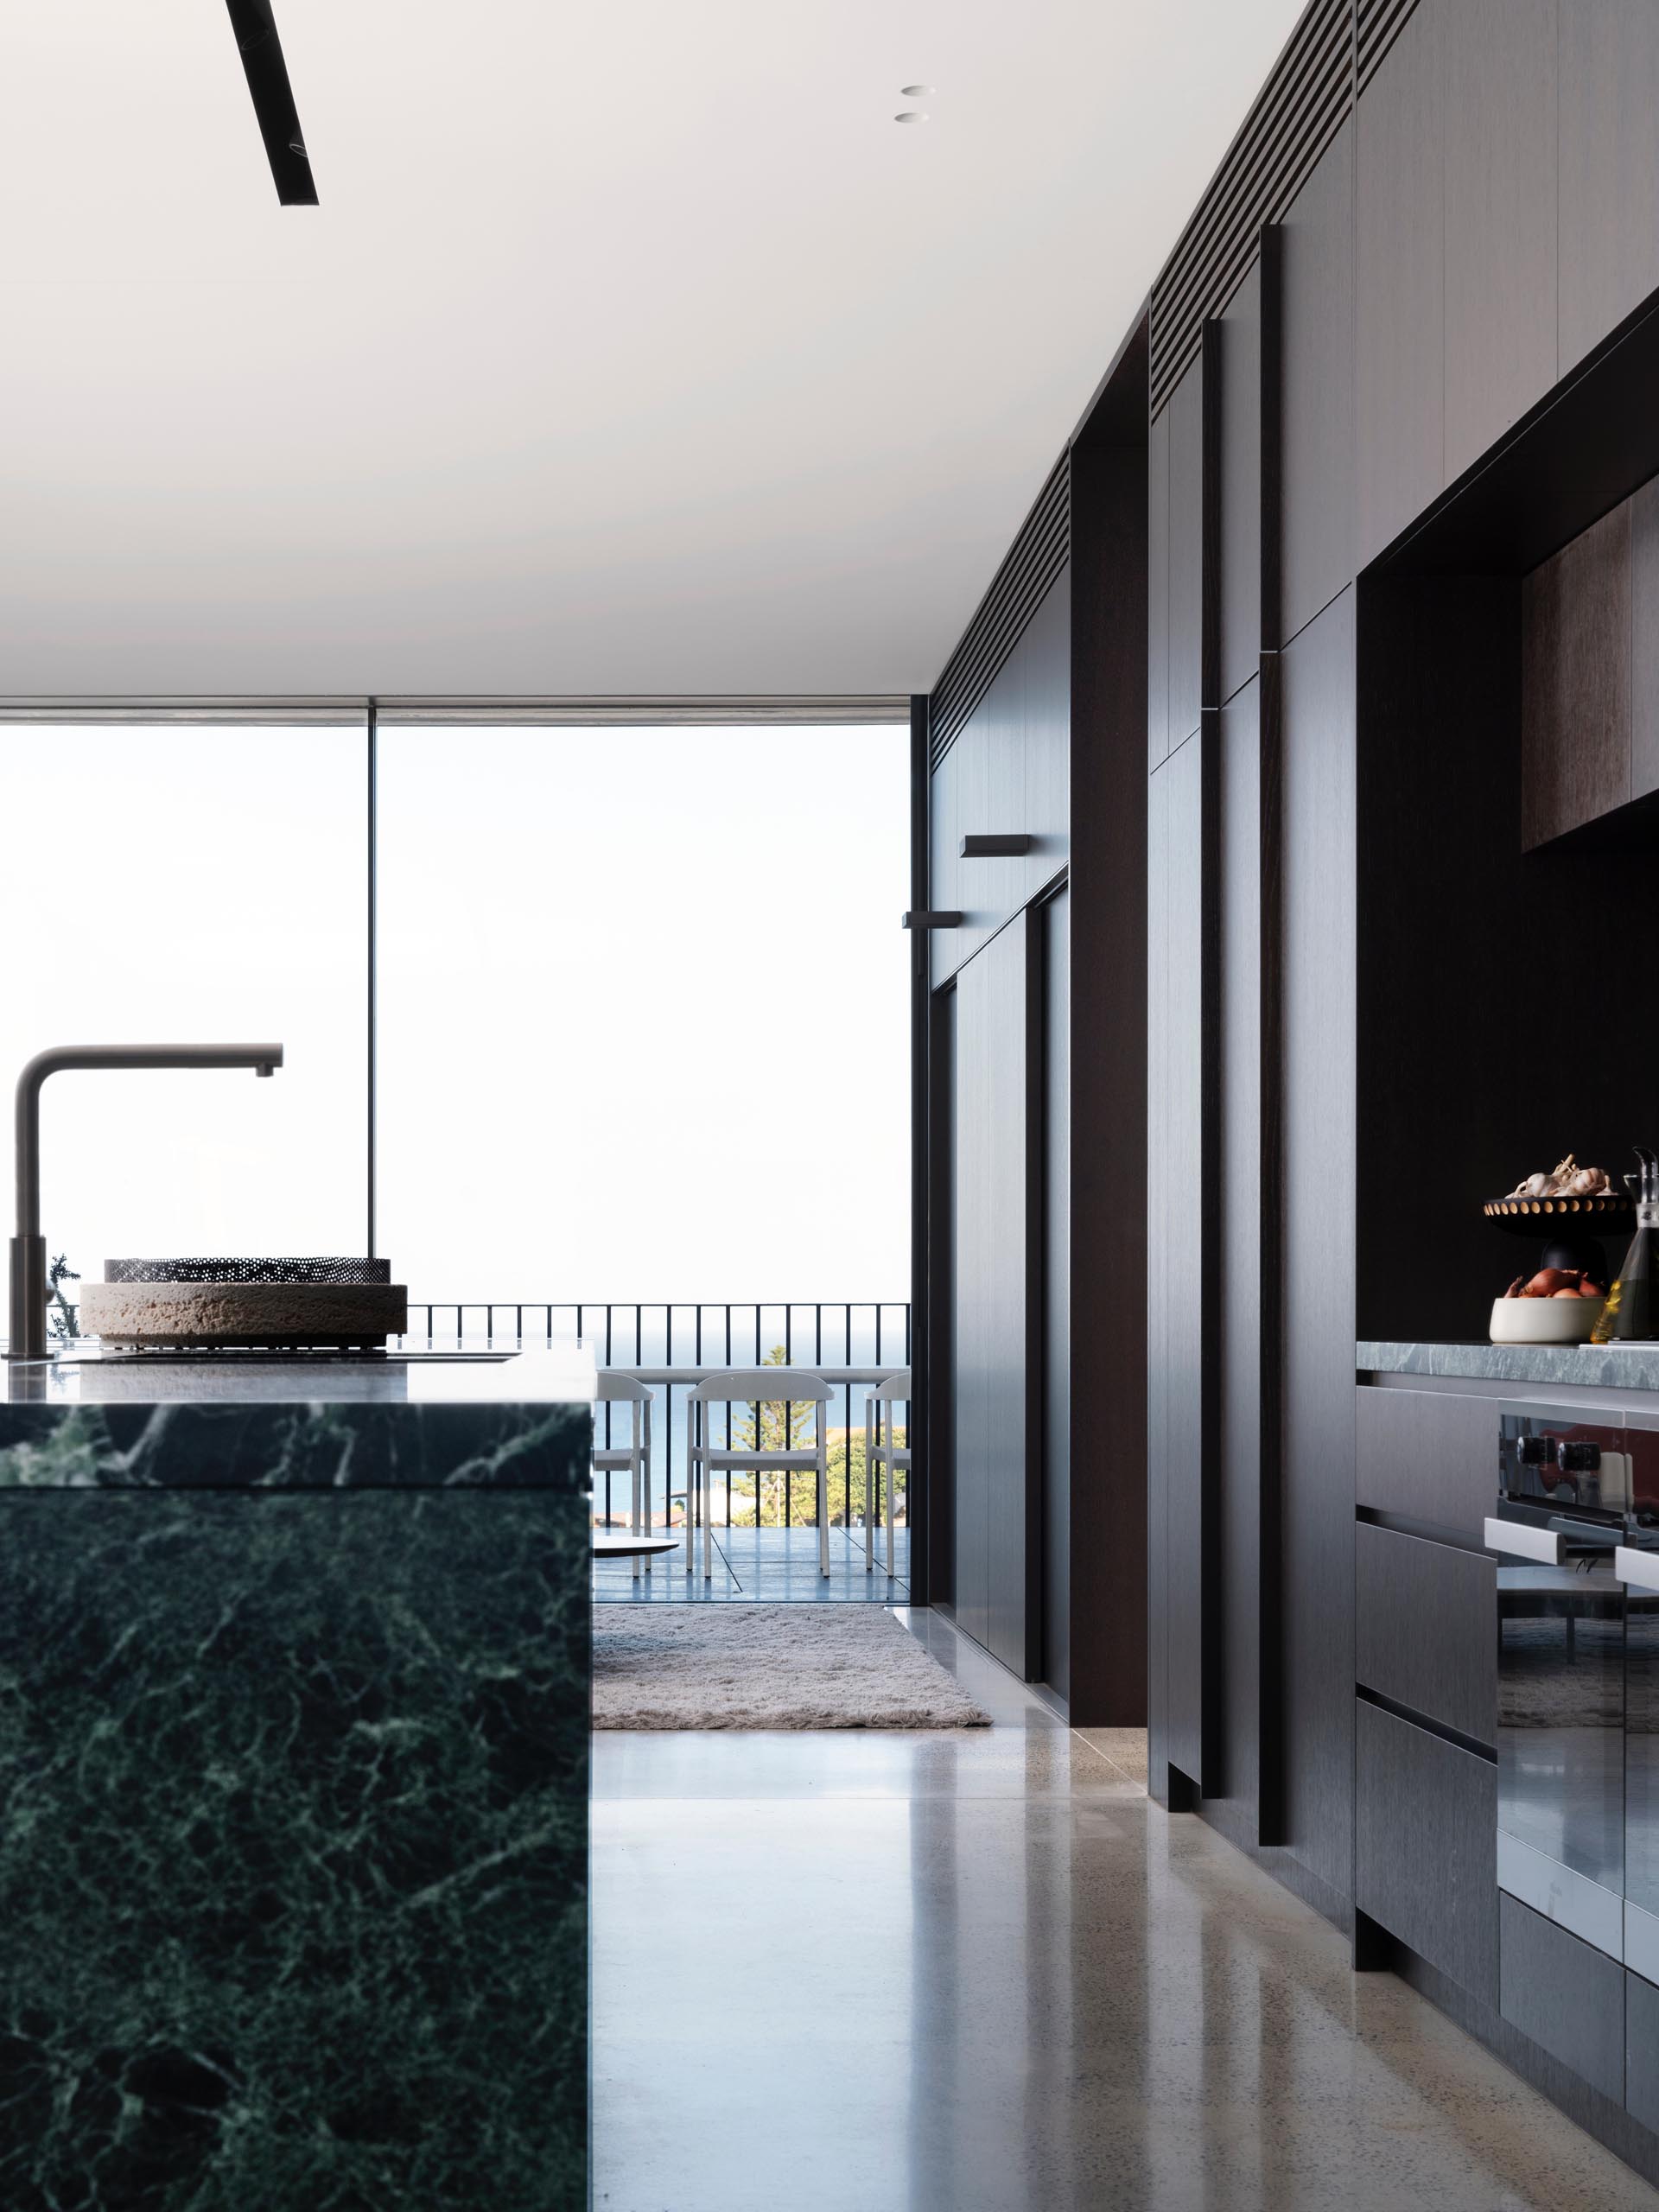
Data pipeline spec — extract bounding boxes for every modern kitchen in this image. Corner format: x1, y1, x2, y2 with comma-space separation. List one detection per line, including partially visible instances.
17, 0, 1659, 2207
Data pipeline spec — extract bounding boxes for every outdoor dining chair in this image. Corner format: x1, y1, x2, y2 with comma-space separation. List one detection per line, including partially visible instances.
864, 1369, 911, 1579
592, 1371, 655, 1579
686, 1369, 836, 1580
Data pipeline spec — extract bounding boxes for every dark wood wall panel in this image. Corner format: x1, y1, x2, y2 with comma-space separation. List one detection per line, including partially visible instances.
926, 989, 956, 1606
1355, 0, 1443, 566
1168, 358, 1206, 745
1281, 588, 1357, 1896
1147, 762, 1171, 1793
1559, 0, 1659, 378
1443, 0, 1558, 483
1041, 889, 1071, 1699
1218, 267, 1262, 705
930, 579, 1071, 987
1521, 500, 1633, 847
954, 916, 1032, 1674
1280, 120, 1355, 644
1635, 477, 1659, 801
1160, 731, 1209, 1787
1149, 407, 1172, 770
1068, 375, 1149, 1729
1217, 677, 1263, 1826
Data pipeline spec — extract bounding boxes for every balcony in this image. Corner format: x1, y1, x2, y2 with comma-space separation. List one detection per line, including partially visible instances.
403, 1300, 912, 1602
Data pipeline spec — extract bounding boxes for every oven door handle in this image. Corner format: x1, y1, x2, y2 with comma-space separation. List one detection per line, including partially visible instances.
1616, 1544, 1659, 1592
1484, 1516, 1563, 1565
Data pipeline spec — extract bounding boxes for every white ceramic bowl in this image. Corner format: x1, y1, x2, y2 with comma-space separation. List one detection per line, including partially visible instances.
1489, 1294, 1601, 1344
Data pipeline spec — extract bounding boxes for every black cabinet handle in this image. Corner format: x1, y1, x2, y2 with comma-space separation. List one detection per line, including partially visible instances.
959, 834, 1032, 858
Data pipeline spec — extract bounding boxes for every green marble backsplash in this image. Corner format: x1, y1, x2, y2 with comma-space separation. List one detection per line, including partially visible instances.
0, 1490, 589, 2209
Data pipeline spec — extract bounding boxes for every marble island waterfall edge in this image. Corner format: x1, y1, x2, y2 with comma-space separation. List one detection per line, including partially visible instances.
0, 1376, 592, 2210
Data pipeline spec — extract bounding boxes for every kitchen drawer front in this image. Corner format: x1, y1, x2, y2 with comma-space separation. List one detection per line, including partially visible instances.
1356, 1522, 1496, 1746
1629, 1972, 1659, 2133
1501, 1893, 1624, 2104
1355, 1700, 1497, 2007
1356, 1385, 1494, 1539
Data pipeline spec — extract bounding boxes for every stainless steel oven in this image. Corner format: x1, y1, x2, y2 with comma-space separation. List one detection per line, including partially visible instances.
1488, 1413, 1628, 1957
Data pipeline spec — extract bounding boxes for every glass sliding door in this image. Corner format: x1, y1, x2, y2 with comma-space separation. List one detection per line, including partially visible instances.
0, 722, 367, 1296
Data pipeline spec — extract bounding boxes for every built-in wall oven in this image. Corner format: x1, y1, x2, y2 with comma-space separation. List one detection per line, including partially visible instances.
1487, 1410, 1659, 1974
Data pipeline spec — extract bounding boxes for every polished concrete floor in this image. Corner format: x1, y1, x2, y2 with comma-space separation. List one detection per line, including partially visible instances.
593, 1522, 909, 1603
593, 1611, 1659, 2212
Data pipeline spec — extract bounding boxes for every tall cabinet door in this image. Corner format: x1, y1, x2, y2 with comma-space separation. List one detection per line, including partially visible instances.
954, 914, 1034, 1675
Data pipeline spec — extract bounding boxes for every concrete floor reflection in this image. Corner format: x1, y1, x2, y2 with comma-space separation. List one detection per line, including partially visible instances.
592, 1611, 1658, 2212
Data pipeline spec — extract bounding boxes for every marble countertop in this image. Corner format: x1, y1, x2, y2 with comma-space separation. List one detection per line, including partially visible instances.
1358, 1339, 1659, 1393
0, 1343, 597, 1487
3, 1340, 595, 1408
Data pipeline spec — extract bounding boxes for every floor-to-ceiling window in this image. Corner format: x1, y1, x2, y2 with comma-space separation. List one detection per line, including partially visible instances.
0, 712, 908, 1320
375, 719, 910, 1304
0, 721, 366, 1291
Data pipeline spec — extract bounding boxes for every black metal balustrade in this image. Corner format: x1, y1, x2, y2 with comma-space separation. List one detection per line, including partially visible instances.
400, 1300, 911, 1535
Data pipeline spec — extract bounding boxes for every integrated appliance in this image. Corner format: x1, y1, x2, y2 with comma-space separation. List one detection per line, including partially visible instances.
1487, 1410, 1659, 1974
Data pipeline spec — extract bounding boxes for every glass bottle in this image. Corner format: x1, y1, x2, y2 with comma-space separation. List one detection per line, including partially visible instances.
1593, 1145, 1659, 1343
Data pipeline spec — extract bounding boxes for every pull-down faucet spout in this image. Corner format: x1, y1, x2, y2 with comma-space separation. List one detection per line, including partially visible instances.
8, 1044, 285, 1363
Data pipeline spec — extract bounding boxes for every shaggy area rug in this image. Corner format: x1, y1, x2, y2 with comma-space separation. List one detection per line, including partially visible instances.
593, 1605, 992, 1730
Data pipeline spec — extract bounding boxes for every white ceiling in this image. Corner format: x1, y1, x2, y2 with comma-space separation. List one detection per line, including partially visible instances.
0, 0, 1303, 698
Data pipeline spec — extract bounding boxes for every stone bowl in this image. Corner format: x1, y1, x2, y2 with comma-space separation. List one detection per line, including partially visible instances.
79, 1276, 408, 1350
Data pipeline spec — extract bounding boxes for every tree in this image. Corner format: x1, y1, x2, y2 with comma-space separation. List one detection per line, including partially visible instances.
725, 1347, 906, 1531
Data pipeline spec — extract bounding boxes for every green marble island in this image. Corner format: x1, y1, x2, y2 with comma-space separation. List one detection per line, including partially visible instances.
0, 1350, 594, 2210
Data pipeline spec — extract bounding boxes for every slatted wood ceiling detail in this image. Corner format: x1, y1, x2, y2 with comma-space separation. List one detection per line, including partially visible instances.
928, 454, 1071, 771
1148, 0, 1421, 422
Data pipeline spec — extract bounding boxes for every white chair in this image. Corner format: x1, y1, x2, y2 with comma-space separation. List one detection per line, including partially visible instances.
864, 1370, 912, 1579
592, 1373, 655, 1579
687, 1370, 836, 1580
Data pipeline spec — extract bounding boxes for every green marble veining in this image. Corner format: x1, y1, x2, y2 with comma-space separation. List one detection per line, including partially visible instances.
0, 1490, 589, 2209
0, 1401, 589, 1490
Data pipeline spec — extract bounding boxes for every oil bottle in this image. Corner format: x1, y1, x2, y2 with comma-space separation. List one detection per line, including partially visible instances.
1593, 1145, 1659, 1343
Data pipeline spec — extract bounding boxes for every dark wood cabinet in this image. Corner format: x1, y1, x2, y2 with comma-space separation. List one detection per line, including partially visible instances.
1281, 592, 1356, 1893
928, 581, 1071, 985
1356, 1700, 1498, 2007
1444, 0, 1558, 482
953, 916, 1034, 1675
1502, 1894, 1624, 2103
1280, 120, 1354, 644
1634, 476, 1659, 801
1040, 887, 1070, 1700
1217, 266, 1262, 705
1355, 1522, 1496, 1747
1149, 404, 1171, 770
1159, 729, 1209, 1788
1559, 0, 1659, 377
1355, 1384, 1495, 1541
1147, 762, 1171, 1793
1168, 356, 1206, 744
1521, 499, 1633, 846
1217, 680, 1262, 1823
1629, 1972, 1659, 2133
1356, 0, 1444, 566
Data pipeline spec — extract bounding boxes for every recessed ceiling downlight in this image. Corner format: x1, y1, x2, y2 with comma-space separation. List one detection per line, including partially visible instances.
900, 85, 933, 97
894, 111, 929, 124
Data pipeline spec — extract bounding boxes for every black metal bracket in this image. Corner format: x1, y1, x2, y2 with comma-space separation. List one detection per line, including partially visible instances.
902, 911, 963, 930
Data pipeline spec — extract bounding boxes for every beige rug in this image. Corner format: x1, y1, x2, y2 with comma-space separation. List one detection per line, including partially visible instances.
593, 1604, 992, 1730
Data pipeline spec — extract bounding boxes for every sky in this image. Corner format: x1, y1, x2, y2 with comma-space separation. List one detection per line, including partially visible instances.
1, 721, 911, 1313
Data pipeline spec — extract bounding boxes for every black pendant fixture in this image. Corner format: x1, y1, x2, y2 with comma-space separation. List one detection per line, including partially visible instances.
223, 0, 317, 205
